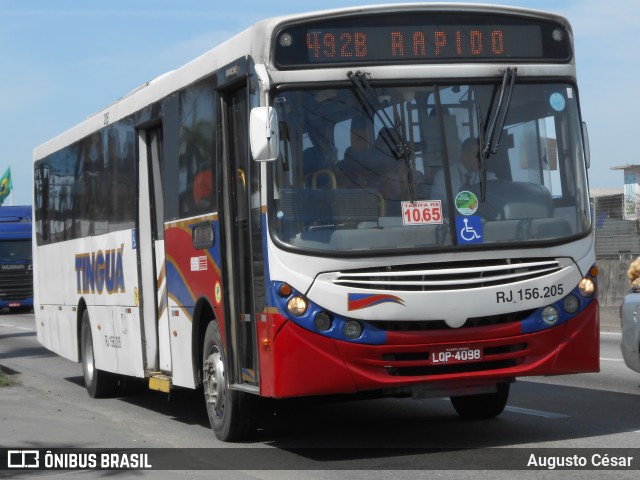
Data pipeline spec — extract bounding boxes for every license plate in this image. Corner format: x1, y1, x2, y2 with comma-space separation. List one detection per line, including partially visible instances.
430, 346, 483, 365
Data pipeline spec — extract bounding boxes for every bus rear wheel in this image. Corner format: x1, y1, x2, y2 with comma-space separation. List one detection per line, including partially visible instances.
202, 320, 257, 441
450, 383, 510, 419
80, 311, 117, 398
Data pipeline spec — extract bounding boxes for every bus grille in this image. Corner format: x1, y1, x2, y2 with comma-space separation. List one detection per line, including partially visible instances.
330, 257, 563, 292
386, 359, 520, 376
368, 309, 536, 331
0, 266, 33, 301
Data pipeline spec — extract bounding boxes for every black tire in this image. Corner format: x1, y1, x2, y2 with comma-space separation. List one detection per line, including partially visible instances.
80, 310, 118, 398
202, 320, 257, 441
450, 383, 510, 419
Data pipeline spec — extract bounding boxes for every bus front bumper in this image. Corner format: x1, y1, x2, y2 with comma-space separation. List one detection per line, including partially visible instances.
258, 301, 600, 398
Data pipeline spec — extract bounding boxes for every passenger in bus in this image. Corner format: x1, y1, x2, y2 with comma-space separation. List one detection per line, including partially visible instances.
370, 127, 430, 213
303, 114, 337, 188
193, 167, 213, 208
336, 116, 376, 189
431, 137, 496, 200
367, 127, 406, 200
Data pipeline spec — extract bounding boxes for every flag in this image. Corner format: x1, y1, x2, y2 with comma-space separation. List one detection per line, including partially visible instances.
0, 167, 12, 205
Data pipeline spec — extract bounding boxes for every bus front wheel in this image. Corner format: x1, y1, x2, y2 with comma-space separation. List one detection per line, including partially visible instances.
202, 320, 257, 441
80, 311, 118, 398
450, 383, 510, 419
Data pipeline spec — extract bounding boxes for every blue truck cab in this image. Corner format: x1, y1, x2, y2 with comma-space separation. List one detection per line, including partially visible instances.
0, 206, 33, 311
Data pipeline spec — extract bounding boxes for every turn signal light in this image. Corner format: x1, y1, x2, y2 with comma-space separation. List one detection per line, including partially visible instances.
278, 283, 293, 297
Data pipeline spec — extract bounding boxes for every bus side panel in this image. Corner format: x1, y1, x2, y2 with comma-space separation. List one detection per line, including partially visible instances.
84, 230, 143, 378
85, 305, 143, 378
155, 239, 171, 372
35, 241, 81, 361
35, 308, 78, 364
34, 230, 143, 376
164, 216, 224, 388
86, 305, 119, 374
167, 299, 196, 388
113, 306, 145, 378
35, 305, 53, 353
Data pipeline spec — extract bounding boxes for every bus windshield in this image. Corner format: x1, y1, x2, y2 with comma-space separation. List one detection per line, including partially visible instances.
270, 80, 591, 253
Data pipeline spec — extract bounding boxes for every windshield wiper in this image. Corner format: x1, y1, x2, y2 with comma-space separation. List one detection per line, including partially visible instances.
348, 71, 415, 201
477, 67, 517, 202
475, 106, 487, 202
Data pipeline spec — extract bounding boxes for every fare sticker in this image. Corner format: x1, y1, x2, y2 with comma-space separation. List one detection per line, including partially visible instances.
401, 200, 443, 225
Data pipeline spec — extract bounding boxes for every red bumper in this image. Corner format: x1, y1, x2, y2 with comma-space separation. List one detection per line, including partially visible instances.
258, 301, 600, 398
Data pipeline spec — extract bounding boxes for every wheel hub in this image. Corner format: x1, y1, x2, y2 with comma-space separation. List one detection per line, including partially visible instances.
84, 333, 95, 382
204, 349, 226, 419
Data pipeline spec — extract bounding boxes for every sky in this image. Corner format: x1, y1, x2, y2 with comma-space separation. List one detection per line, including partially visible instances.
0, 0, 637, 205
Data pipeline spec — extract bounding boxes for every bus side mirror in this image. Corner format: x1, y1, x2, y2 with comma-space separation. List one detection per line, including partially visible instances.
582, 121, 590, 169
250, 107, 279, 162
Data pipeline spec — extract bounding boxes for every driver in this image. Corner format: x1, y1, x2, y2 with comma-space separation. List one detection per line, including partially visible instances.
431, 137, 495, 200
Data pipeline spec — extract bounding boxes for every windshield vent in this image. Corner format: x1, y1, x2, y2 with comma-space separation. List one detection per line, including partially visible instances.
330, 258, 564, 292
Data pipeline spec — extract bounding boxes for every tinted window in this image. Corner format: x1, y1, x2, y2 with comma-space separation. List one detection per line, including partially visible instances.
34, 116, 138, 245
178, 78, 217, 218
107, 119, 137, 230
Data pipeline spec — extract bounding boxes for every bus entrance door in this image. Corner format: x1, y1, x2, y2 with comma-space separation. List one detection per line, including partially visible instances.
137, 126, 170, 378
220, 83, 259, 391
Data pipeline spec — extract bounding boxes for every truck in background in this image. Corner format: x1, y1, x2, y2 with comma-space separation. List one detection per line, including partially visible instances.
0, 206, 33, 312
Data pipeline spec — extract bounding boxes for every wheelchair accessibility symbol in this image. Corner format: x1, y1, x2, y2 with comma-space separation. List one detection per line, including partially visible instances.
456, 216, 483, 244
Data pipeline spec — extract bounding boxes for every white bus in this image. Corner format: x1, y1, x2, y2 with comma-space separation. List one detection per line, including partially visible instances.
33, 3, 599, 441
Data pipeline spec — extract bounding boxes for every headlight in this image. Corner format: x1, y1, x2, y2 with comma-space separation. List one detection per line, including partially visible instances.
343, 320, 363, 339
287, 296, 308, 316
313, 312, 332, 331
578, 278, 596, 297
563, 294, 580, 314
542, 306, 560, 326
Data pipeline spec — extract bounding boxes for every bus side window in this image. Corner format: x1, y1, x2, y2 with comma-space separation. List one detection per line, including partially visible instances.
177, 77, 217, 218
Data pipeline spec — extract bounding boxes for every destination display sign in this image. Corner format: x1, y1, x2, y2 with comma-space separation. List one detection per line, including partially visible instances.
275, 12, 571, 67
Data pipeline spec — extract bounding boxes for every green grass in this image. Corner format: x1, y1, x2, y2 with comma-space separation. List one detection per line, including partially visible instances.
0, 367, 16, 386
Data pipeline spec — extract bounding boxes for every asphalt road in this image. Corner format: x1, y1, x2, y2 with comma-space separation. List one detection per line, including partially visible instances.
1, 311, 639, 479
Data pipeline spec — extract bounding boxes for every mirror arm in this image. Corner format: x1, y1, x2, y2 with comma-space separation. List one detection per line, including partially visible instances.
265, 91, 271, 139
254, 63, 275, 158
